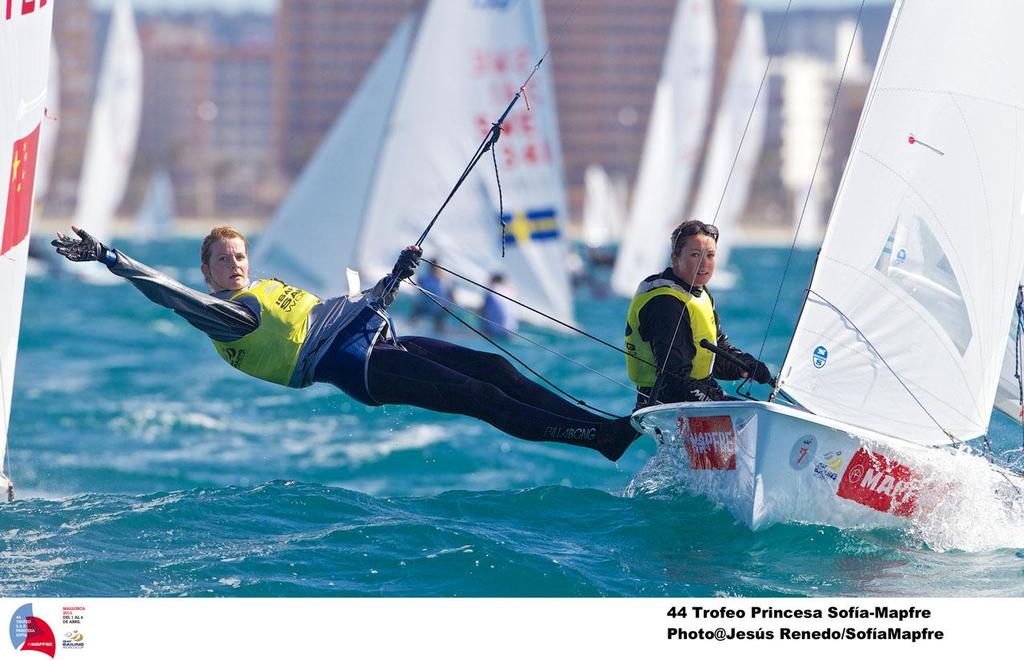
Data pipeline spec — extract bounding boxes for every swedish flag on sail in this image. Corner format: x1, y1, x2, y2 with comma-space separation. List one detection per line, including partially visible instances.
502, 208, 561, 246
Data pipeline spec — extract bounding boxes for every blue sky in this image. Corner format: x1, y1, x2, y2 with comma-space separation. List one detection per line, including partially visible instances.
92, 0, 890, 15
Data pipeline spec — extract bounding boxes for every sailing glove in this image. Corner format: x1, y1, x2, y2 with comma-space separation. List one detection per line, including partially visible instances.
52, 226, 114, 265
393, 245, 422, 281
745, 357, 774, 385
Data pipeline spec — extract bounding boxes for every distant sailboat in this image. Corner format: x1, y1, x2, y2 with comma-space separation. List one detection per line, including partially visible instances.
688, 8, 767, 288
610, 0, 716, 298
72, 0, 142, 246
1, 1, 56, 500
257, 1, 575, 329
136, 170, 175, 240
581, 164, 626, 251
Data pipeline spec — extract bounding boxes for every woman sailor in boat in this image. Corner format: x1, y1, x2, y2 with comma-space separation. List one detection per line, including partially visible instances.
53, 226, 638, 461
625, 220, 773, 409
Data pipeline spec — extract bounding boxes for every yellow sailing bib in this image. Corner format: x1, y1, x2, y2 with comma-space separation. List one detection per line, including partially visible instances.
211, 279, 320, 386
624, 278, 717, 387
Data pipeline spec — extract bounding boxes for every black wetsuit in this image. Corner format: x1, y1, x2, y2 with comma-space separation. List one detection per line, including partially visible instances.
106, 250, 635, 460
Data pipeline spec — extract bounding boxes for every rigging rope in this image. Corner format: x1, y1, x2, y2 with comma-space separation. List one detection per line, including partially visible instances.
420, 257, 654, 369
408, 278, 625, 418
760, 0, 867, 402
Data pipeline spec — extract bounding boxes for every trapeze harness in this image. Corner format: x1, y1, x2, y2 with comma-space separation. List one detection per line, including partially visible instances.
624, 277, 718, 388
209, 279, 387, 405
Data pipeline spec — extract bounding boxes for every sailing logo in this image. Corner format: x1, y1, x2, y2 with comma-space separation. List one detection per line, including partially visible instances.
501, 208, 561, 246
895, 247, 908, 265
836, 448, 917, 517
679, 415, 736, 470
3, 123, 41, 256
9, 604, 56, 658
813, 451, 844, 483
789, 435, 816, 470
812, 345, 828, 369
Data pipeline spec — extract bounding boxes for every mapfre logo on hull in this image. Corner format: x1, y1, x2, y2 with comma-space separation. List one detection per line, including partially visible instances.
679, 415, 736, 470
836, 448, 917, 517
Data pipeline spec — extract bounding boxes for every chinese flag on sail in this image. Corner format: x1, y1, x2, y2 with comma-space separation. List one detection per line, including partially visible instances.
2, 123, 41, 256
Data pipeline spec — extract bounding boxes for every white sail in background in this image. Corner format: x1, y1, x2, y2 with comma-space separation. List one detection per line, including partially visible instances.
994, 284, 1024, 425
136, 170, 175, 240
36, 43, 59, 201
780, 55, 830, 248
263, 1, 575, 328
779, 0, 1024, 446
1, 2, 56, 497
72, 0, 142, 243
254, 17, 415, 295
611, 0, 716, 297
581, 164, 626, 249
689, 8, 766, 273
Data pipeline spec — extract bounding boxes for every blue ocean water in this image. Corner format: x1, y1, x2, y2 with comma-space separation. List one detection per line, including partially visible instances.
3, 240, 1023, 597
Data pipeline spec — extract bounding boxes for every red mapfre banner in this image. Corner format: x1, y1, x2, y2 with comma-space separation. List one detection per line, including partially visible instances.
2, 123, 40, 256
836, 447, 917, 517
680, 415, 737, 470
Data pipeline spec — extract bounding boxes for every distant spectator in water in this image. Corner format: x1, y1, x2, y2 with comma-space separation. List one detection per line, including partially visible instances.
412, 260, 451, 333
480, 274, 518, 339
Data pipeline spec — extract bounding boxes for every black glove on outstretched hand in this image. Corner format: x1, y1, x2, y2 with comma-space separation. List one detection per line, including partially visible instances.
392, 244, 422, 281
51, 226, 110, 263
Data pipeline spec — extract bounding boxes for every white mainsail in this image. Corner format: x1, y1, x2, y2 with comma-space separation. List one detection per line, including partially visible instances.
1, 2, 56, 497
135, 170, 175, 240
581, 164, 626, 249
779, 0, 1024, 446
72, 0, 142, 242
610, 0, 716, 298
254, 16, 415, 295
688, 7, 766, 273
260, 1, 575, 328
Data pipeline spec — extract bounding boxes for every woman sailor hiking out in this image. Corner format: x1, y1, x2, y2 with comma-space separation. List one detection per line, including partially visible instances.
625, 220, 774, 409
53, 225, 639, 461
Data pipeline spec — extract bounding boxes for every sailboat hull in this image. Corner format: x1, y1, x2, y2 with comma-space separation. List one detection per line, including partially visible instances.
632, 400, 1024, 530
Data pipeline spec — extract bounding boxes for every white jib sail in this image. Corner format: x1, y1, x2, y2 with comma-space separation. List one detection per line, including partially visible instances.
253, 17, 416, 295
688, 8, 766, 271
72, 0, 142, 243
611, 0, 716, 297
1, 2, 56, 491
581, 164, 626, 249
356, 0, 575, 328
779, 0, 1024, 446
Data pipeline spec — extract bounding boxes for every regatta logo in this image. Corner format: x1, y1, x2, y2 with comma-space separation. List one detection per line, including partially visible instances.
812, 345, 828, 369
679, 415, 736, 471
813, 450, 844, 483
895, 247, 908, 265
544, 426, 596, 442
501, 208, 560, 246
789, 435, 816, 470
9, 604, 55, 658
836, 448, 917, 517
